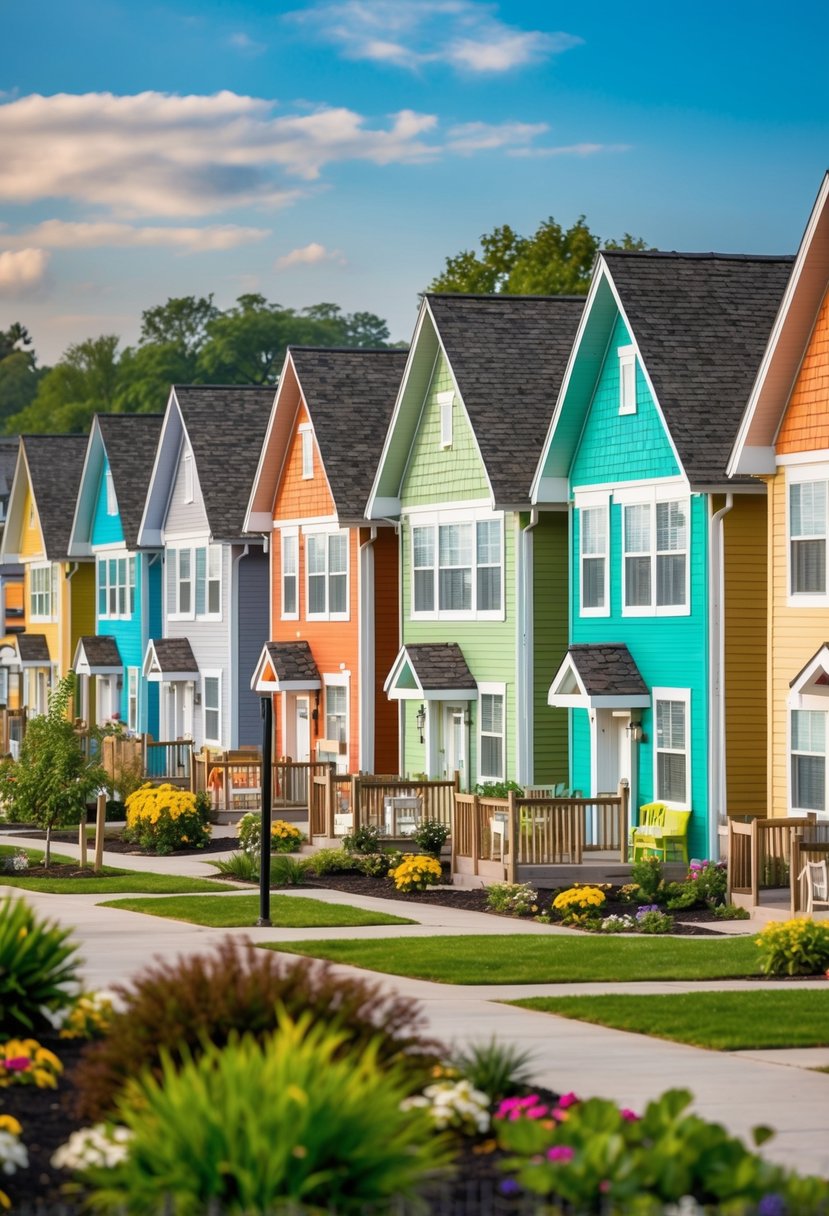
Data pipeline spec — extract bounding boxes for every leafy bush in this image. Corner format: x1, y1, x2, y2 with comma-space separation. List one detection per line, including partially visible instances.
494, 1086, 829, 1213
402, 1078, 490, 1135
630, 855, 665, 903
123, 784, 211, 854
762, 855, 791, 888
302, 847, 358, 876
75, 1013, 452, 1216
410, 819, 450, 857
485, 882, 538, 917
237, 811, 304, 856
451, 1037, 535, 1102
389, 853, 442, 892
0, 896, 80, 1034
57, 991, 117, 1041
552, 886, 606, 925
597, 914, 637, 934
757, 918, 829, 976
356, 851, 393, 878
213, 850, 258, 881
474, 780, 524, 798
72, 937, 440, 1121
341, 823, 382, 854
269, 855, 307, 886
667, 860, 728, 910
635, 906, 674, 934
712, 902, 751, 920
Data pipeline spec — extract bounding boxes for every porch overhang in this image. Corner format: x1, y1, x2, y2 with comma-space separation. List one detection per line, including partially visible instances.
789, 643, 829, 709
251, 641, 321, 694
384, 643, 477, 702
14, 634, 53, 669
548, 644, 650, 710
73, 635, 123, 677
143, 638, 199, 683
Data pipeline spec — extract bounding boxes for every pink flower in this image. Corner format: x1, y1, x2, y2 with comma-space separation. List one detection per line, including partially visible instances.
4, 1057, 30, 1072
546, 1146, 574, 1163
557, 1092, 579, 1109
619, 1108, 640, 1122
526, 1105, 549, 1119
599, 1180, 611, 1193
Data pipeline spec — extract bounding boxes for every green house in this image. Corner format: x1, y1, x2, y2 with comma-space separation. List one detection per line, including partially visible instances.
368, 293, 582, 789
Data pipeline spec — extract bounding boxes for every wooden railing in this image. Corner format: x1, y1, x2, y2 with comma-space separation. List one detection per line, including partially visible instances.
144, 738, 195, 788
351, 773, 459, 834
791, 837, 829, 913
727, 816, 824, 909
192, 751, 334, 813
452, 784, 629, 881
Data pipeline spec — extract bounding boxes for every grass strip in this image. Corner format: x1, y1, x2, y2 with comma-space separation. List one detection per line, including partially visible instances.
101, 893, 415, 928
0, 843, 234, 894
269, 934, 761, 984
508, 990, 829, 1051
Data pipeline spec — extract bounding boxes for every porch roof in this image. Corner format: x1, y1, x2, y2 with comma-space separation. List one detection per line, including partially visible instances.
384, 643, 477, 701
789, 643, 829, 707
143, 637, 199, 682
251, 640, 321, 693
15, 633, 52, 667
549, 644, 650, 709
73, 635, 123, 676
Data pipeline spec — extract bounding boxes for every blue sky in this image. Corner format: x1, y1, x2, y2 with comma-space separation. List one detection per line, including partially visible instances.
1, 0, 827, 363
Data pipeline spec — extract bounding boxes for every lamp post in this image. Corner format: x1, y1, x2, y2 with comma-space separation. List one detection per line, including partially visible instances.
257, 694, 273, 927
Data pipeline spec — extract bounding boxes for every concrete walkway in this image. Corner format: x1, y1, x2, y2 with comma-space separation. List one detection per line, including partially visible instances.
4, 835, 829, 1180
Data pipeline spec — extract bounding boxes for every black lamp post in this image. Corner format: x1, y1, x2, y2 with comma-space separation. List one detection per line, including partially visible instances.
257, 694, 273, 927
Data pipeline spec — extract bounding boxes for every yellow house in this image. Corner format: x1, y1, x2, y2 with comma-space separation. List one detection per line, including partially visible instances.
0, 435, 94, 718
729, 172, 829, 819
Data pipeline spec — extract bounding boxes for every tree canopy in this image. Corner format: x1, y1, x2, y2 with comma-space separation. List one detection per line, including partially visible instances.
428, 215, 649, 297
0, 323, 46, 430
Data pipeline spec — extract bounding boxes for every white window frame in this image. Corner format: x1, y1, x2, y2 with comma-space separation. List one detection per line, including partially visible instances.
167, 544, 223, 622
97, 553, 136, 621
300, 424, 314, 480
618, 344, 637, 416
438, 390, 454, 449
789, 707, 828, 816
618, 489, 690, 617
786, 464, 829, 608
202, 670, 222, 746
653, 687, 691, 809
183, 452, 194, 505
305, 528, 349, 622
105, 469, 117, 516
477, 682, 506, 782
281, 528, 299, 620
579, 500, 610, 617
321, 673, 349, 772
127, 667, 139, 734
408, 505, 505, 622
29, 562, 58, 622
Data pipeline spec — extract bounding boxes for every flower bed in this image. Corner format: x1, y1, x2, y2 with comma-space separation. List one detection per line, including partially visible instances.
123, 784, 211, 854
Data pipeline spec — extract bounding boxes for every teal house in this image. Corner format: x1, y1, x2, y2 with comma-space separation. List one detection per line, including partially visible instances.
68, 414, 164, 733
368, 293, 582, 790
532, 252, 791, 859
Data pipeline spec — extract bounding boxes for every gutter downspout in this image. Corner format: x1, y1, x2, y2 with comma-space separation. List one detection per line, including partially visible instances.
709, 494, 733, 860
231, 544, 249, 750
64, 561, 81, 716
358, 525, 378, 773
518, 508, 539, 784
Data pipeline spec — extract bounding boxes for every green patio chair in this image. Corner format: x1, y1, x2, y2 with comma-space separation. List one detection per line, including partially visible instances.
630, 802, 667, 861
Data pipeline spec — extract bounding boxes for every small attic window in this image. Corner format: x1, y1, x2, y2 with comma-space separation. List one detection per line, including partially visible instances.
438, 390, 454, 449
183, 452, 194, 504
105, 469, 117, 516
618, 346, 637, 415
300, 425, 314, 480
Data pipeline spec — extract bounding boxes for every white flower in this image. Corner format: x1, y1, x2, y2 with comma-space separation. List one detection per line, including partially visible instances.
0, 1131, 28, 1176
52, 1125, 132, 1171
404, 1079, 490, 1134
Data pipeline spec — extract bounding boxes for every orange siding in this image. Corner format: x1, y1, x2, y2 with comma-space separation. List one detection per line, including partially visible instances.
273, 403, 336, 523
777, 287, 829, 453
370, 525, 399, 774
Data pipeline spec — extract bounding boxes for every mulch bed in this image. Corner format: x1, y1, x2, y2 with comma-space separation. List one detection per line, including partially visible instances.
5, 829, 238, 858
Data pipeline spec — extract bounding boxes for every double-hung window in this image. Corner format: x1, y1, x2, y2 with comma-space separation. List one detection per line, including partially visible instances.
790, 479, 827, 597
325, 684, 347, 744
580, 506, 608, 614
411, 512, 503, 619
654, 690, 690, 806
791, 709, 826, 813
169, 545, 222, 620
127, 668, 139, 733
203, 672, 221, 745
281, 531, 298, 618
306, 532, 348, 620
97, 555, 136, 620
478, 687, 505, 780
30, 563, 58, 621
622, 498, 688, 614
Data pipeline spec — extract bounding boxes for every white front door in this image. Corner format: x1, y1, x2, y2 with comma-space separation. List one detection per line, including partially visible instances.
442, 705, 466, 788
165, 681, 194, 740
595, 709, 629, 794
295, 696, 311, 763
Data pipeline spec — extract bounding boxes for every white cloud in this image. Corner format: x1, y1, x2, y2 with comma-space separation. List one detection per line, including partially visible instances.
288, 0, 581, 74
509, 142, 632, 159
274, 242, 346, 270
0, 248, 50, 295
229, 32, 267, 56
7, 220, 269, 252
446, 121, 549, 154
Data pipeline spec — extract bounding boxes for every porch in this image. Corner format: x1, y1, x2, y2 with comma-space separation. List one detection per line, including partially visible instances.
727, 816, 829, 920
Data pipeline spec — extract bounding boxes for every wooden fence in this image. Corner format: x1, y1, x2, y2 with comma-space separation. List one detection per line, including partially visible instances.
727, 816, 829, 911
791, 838, 829, 913
452, 784, 629, 882
191, 752, 334, 814
0, 708, 25, 759
308, 771, 459, 840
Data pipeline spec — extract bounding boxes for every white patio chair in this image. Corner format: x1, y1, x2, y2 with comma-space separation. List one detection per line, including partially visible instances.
490, 813, 508, 861
798, 860, 829, 915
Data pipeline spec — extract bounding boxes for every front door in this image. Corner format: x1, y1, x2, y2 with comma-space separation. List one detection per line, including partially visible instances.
295, 696, 311, 763
442, 705, 466, 788
165, 681, 194, 740
595, 709, 629, 794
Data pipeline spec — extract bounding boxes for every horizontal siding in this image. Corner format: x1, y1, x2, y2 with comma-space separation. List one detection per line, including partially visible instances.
371, 525, 400, 775
90, 459, 125, 547
776, 287, 829, 454
20, 487, 43, 560
532, 512, 569, 784
165, 437, 209, 538
236, 546, 270, 747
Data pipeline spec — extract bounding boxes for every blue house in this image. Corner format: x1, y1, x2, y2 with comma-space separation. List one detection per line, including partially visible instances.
69, 414, 164, 734
531, 252, 791, 859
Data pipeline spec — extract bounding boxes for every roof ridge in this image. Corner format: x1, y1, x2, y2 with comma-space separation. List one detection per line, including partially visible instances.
602, 250, 794, 263
289, 346, 407, 354
426, 292, 586, 302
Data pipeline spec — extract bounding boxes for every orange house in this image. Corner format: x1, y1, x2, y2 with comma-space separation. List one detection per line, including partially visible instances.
246, 347, 406, 774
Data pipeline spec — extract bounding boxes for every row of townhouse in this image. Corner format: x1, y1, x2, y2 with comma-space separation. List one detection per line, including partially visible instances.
2, 175, 829, 859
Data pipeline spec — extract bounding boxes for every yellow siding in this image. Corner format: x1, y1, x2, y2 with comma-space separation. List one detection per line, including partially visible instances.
19, 486, 44, 560
722, 494, 768, 817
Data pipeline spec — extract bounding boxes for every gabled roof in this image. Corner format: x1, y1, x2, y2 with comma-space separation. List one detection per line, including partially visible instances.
143, 637, 199, 681
369, 293, 584, 515
73, 635, 123, 675
251, 640, 321, 692
789, 643, 829, 706
533, 252, 793, 499
729, 173, 829, 476
384, 643, 477, 701
2, 435, 88, 561
548, 644, 650, 709
70, 414, 164, 555
15, 633, 51, 666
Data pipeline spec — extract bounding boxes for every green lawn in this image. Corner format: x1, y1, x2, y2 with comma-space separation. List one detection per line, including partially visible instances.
509, 991, 829, 1051
0, 844, 233, 895
101, 893, 415, 928
270, 934, 762, 984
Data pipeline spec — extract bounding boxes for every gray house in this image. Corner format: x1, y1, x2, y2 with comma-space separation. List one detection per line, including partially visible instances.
138, 385, 274, 749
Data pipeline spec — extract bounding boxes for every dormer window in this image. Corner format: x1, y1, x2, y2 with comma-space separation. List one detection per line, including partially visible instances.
105, 469, 117, 516
618, 345, 637, 415
438, 391, 454, 448
300, 425, 314, 480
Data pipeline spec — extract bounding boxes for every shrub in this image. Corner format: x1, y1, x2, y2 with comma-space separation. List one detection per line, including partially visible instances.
389, 853, 442, 892
451, 1037, 535, 1102
0, 896, 80, 1034
72, 937, 440, 1121
486, 882, 538, 917
403, 1078, 490, 1135
269, 855, 307, 886
685, 859, 727, 907
552, 886, 606, 925
474, 780, 524, 798
410, 819, 450, 857
73, 1013, 452, 1216
237, 811, 304, 856
341, 823, 382, 854
712, 902, 751, 921
598, 913, 637, 934
123, 784, 211, 854
757, 918, 829, 976
213, 850, 258, 881
57, 991, 117, 1041
303, 847, 358, 876
356, 851, 392, 878
630, 855, 665, 903
635, 906, 674, 934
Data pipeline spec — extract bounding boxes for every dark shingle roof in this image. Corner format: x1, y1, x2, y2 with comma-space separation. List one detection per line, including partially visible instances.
601, 252, 794, 485
173, 387, 276, 540
17, 633, 51, 663
289, 348, 408, 520
262, 641, 320, 685
150, 637, 198, 674
76, 635, 122, 668
23, 435, 88, 560
403, 643, 477, 692
568, 644, 648, 698
97, 415, 164, 549
425, 294, 585, 505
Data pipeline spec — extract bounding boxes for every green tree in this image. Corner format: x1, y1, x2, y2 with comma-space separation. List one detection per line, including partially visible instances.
0, 323, 46, 427
5, 334, 121, 434
429, 215, 649, 296
0, 674, 106, 866
138, 294, 219, 358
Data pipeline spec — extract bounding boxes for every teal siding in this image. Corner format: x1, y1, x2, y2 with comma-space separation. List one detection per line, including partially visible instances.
571, 315, 680, 488
91, 458, 125, 546
95, 552, 160, 734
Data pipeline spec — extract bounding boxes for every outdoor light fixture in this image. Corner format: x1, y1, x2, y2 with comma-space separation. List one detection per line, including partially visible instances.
415, 703, 426, 743
627, 720, 645, 744
463, 706, 472, 727
312, 689, 320, 736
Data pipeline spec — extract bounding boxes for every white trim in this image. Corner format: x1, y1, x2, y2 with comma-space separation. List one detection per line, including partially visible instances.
548, 650, 650, 710
620, 495, 691, 617
166, 542, 223, 622
403, 498, 492, 517
477, 681, 506, 782
280, 528, 299, 621
618, 344, 637, 416
321, 672, 350, 771
105, 468, 118, 515
305, 528, 350, 622
28, 561, 58, 623
778, 449, 829, 467
573, 488, 612, 508
202, 669, 222, 746
407, 507, 505, 623
274, 514, 338, 529
575, 474, 689, 499
300, 424, 314, 480
437, 389, 454, 449
127, 666, 139, 733
182, 452, 194, 504
358, 531, 375, 772
578, 502, 610, 618
785, 463, 829, 607
652, 687, 691, 809
788, 705, 828, 815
